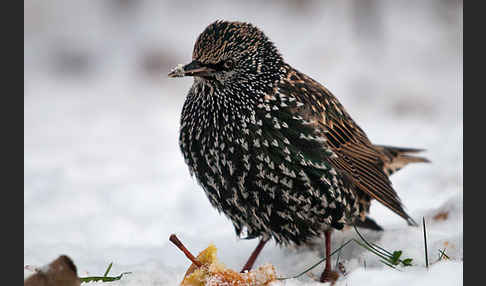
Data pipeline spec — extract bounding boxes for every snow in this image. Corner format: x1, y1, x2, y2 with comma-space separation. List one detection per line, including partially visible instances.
24, 0, 462, 285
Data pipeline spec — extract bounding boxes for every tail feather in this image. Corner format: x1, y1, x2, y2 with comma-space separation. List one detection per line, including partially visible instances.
374, 145, 430, 176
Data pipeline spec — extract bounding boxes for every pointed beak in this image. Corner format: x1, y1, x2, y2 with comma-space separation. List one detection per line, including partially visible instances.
168, 61, 215, 78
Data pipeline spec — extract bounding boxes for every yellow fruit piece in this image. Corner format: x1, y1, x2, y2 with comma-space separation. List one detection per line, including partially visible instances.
181, 244, 277, 286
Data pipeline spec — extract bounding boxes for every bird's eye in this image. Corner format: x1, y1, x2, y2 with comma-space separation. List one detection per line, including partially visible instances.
223, 59, 234, 70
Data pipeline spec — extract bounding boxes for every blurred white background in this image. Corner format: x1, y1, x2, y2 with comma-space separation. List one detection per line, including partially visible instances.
24, 0, 462, 284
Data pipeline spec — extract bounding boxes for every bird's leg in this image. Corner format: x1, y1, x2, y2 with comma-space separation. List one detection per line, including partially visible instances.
240, 238, 268, 273
320, 230, 333, 282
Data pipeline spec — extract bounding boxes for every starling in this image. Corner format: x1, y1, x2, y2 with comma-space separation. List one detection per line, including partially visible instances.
169, 20, 428, 282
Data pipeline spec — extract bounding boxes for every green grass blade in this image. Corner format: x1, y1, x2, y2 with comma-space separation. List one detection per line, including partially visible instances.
379, 259, 398, 270
103, 262, 113, 277
423, 217, 429, 268
438, 248, 450, 261
277, 239, 355, 280
371, 242, 394, 257
353, 239, 392, 263
80, 271, 131, 283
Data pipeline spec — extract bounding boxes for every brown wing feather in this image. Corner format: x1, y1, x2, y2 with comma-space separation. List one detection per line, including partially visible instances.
325, 118, 416, 224
289, 70, 417, 226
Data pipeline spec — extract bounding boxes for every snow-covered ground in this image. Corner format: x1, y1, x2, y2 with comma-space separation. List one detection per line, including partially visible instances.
24, 0, 462, 285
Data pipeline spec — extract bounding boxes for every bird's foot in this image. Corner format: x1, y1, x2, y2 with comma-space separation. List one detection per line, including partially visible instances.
319, 268, 339, 284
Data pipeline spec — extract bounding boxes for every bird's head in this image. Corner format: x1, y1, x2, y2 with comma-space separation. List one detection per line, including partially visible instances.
169, 20, 284, 87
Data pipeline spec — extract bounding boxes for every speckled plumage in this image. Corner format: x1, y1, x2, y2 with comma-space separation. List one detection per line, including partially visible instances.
173, 21, 428, 247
